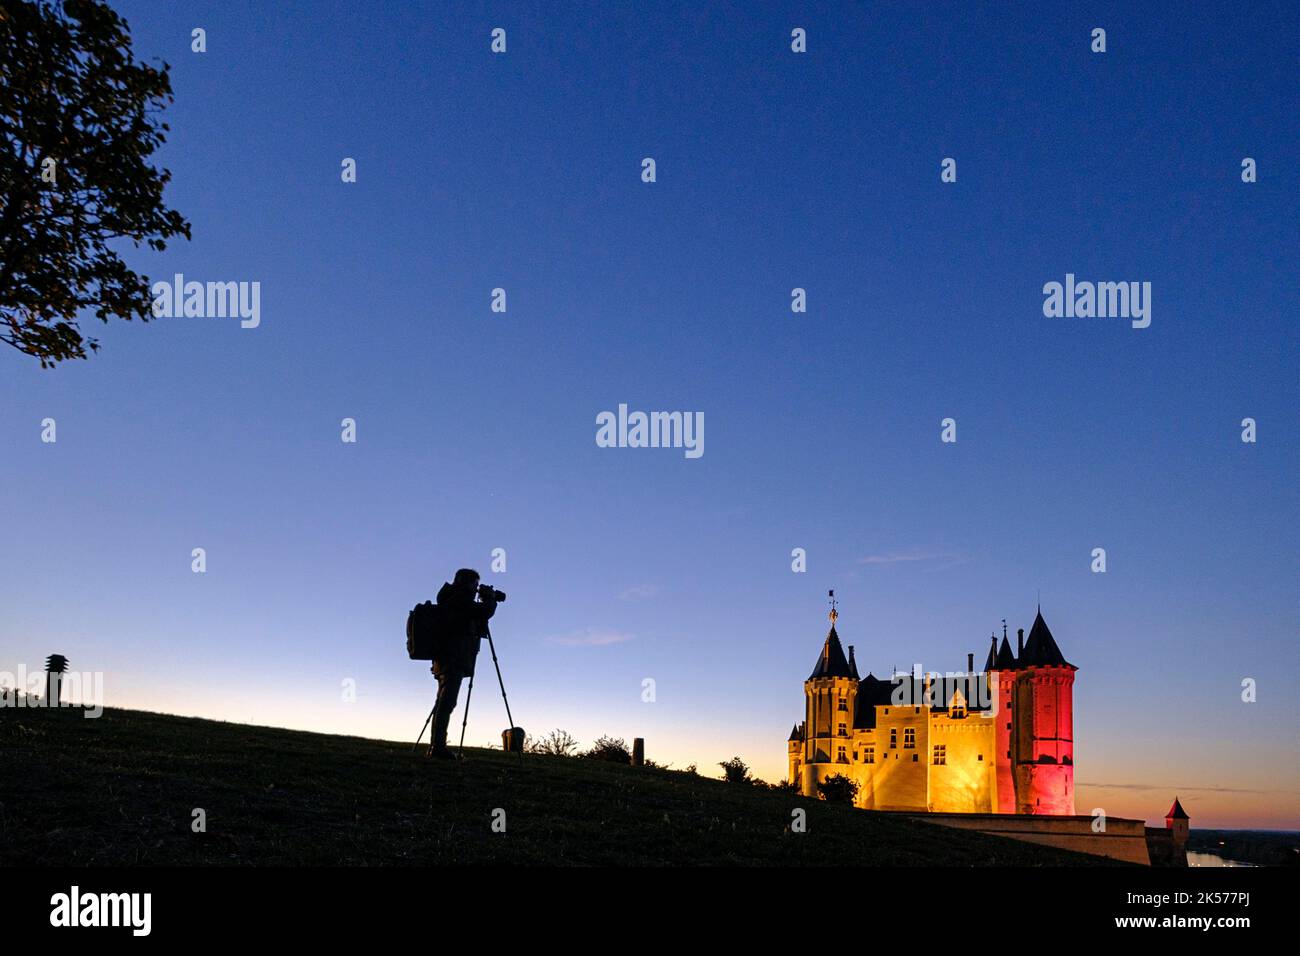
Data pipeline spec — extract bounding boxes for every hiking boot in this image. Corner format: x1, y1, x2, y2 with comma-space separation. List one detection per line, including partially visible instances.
425, 746, 459, 761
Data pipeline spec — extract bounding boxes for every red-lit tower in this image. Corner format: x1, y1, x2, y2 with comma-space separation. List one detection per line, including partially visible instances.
984, 625, 1019, 813
1011, 609, 1077, 814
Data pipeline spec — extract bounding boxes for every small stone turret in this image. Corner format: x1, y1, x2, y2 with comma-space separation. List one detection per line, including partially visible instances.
1166, 797, 1189, 845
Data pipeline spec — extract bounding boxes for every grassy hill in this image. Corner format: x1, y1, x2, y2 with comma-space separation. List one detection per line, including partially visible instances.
1, 706, 1115, 866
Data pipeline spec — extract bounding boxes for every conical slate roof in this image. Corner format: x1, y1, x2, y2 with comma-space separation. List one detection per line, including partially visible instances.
788, 723, 802, 742
1167, 797, 1189, 820
847, 646, 861, 679
808, 626, 854, 679
1020, 609, 1073, 668
995, 635, 1018, 669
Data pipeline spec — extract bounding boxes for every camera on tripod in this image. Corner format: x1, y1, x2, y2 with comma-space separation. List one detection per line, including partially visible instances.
477, 584, 506, 603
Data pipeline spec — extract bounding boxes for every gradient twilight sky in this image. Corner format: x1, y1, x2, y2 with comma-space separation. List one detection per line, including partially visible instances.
1, 2, 1297, 829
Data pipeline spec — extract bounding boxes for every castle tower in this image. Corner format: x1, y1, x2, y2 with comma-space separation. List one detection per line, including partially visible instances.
1011, 609, 1077, 814
787, 722, 804, 785
802, 593, 858, 777
1165, 797, 1189, 845
984, 628, 1019, 812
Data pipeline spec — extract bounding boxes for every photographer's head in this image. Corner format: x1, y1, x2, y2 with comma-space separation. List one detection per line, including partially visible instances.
452, 568, 481, 596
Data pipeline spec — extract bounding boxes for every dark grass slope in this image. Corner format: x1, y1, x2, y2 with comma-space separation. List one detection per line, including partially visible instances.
1, 706, 1117, 866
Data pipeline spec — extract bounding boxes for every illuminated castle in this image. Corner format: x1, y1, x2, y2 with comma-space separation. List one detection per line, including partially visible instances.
787, 596, 1077, 814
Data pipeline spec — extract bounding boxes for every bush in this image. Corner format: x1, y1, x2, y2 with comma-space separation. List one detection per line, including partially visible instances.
718, 756, 752, 784
816, 773, 859, 805
583, 735, 631, 763
526, 728, 579, 757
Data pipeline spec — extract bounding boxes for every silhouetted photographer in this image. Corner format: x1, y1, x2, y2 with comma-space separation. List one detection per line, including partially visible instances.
407, 569, 509, 760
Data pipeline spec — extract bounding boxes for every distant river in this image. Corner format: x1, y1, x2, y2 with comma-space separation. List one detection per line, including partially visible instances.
1187, 851, 1256, 867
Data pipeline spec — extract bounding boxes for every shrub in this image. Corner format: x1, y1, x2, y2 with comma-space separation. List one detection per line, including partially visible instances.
527, 728, 579, 757
718, 756, 752, 784
816, 773, 859, 805
583, 735, 631, 763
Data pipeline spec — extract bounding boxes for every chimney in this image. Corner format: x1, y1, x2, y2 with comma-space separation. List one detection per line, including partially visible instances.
967, 652, 974, 674
1017, 628, 1025, 657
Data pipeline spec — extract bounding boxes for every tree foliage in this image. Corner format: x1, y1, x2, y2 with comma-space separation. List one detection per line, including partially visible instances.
816, 773, 859, 805
582, 735, 631, 763
718, 755, 753, 784
0, 0, 189, 366
526, 728, 580, 757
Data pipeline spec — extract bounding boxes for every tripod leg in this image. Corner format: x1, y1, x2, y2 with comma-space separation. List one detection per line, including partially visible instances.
413, 704, 436, 752
485, 628, 523, 761
457, 673, 475, 753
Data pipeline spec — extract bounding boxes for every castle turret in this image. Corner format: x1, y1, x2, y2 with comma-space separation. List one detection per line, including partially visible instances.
787, 722, 805, 786
987, 630, 1019, 812
802, 593, 858, 785
1165, 797, 1189, 845
1011, 609, 1077, 814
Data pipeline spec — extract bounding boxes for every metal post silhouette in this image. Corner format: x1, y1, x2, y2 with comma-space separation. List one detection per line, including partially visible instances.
45, 654, 68, 708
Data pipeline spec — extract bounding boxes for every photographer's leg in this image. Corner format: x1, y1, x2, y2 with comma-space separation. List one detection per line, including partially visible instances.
431, 671, 463, 754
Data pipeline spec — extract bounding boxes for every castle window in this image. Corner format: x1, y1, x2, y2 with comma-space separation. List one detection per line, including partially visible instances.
865, 746, 875, 764
837, 722, 847, 736
912, 754, 918, 762
977, 754, 983, 761
837, 695, 847, 712
932, 745, 946, 765
837, 746, 847, 763
889, 729, 897, 749
904, 728, 916, 749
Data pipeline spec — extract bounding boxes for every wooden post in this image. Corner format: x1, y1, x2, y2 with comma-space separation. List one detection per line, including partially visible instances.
632, 737, 644, 767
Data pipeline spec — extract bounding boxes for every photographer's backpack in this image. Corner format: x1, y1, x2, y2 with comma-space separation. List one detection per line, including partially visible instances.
406, 600, 444, 660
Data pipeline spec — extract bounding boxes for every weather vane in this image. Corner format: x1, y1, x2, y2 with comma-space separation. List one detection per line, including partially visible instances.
828, 588, 838, 626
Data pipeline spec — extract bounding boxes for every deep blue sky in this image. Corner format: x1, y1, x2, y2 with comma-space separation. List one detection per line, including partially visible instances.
1, 2, 1296, 826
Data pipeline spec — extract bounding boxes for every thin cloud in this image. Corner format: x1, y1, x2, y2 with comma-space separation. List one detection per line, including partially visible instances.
857, 550, 965, 569
1079, 782, 1281, 796
546, 629, 635, 647
617, 584, 658, 601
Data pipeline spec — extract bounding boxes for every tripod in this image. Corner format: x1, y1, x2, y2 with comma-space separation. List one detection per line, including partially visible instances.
413, 625, 520, 759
